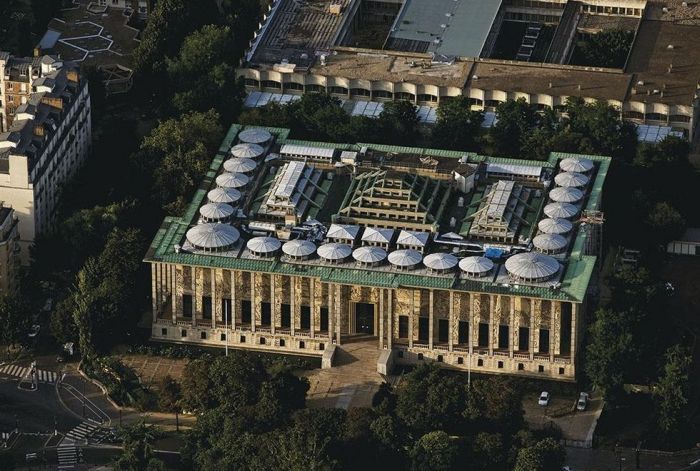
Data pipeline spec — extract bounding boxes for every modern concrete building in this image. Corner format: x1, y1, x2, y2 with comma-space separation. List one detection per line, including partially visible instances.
238, 0, 700, 140
145, 125, 610, 381
0, 52, 91, 261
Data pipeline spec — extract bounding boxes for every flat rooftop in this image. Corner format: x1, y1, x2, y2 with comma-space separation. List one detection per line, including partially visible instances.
387, 0, 502, 57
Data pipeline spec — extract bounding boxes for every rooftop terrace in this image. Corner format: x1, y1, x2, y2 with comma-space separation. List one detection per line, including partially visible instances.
145, 125, 610, 303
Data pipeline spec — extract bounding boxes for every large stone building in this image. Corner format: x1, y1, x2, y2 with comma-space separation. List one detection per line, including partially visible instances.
0, 206, 20, 294
238, 0, 700, 140
145, 124, 610, 381
0, 52, 91, 260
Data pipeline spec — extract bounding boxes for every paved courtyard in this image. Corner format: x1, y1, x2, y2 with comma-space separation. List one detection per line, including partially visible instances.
302, 338, 385, 409
524, 390, 603, 445
120, 355, 188, 387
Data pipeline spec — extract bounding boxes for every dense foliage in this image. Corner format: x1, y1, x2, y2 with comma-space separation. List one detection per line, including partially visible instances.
573, 29, 635, 68
179, 360, 563, 470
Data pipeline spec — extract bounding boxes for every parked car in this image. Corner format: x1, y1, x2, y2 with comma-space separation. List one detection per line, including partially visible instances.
577, 392, 588, 411
538, 391, 550, 406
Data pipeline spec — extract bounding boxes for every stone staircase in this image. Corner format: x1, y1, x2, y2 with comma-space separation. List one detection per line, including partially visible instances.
303, 336, 385, 409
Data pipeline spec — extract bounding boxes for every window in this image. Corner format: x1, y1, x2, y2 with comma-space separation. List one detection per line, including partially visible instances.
161, 328, 167, 336
299, 341, 305, 349
280, 339, 286, 347
398, 350, 404, 358
477, 359, 484, 366
457, 357, 463, 365
281, 304, 291, 328
558, 367, 565, 375
260, 337, 266, 345
220, 333, 226, 341
438, 319, 449, 343
478, 323, 489, 347
182, 295, 193, 318
240, 335, 246, 343
202, 296, 212, 320
437, 355, 443, 363
538, 365, 544, 373
417, 353, 424, 361
418, 317, 429, 342
458, 321, 469, 344
498, 325, 509, 349
518, 363, 524, 371
320, 307, 329, 331
497, 361, 504, 369
200, 331, 207, 340
319, 343, 324, 351
301, 306, 311, 330
261, 302, 271, 326
241, 300, 252, 325
399, 315, 409, 338
539, 329, 550, 354
181, 330, 187, 337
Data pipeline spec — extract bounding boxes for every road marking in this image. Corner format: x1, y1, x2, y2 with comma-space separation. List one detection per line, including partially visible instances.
0, 365, 58, 383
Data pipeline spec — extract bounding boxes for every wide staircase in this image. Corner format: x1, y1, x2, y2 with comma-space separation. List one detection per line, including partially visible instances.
303, 336, 385, 409
545, 0, 581, 64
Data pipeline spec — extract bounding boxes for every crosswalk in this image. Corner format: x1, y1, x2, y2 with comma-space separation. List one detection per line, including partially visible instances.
58, 421, 98, 469
0, 364, 58, 383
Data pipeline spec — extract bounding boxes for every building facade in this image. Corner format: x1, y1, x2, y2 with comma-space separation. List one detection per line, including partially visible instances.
0, 52, 91, 261
0, 206, 20, 293
146, 125, 609, 381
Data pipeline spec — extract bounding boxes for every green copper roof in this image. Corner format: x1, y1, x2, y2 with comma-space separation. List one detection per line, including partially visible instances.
145, 124, 611, 303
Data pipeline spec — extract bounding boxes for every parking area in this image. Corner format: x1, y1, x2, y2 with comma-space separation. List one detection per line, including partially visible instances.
120, 355, 188, 387
523, 390, 604, 444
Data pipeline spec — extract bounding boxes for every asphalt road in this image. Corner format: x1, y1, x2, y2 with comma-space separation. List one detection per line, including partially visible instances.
0, 372, 80, 434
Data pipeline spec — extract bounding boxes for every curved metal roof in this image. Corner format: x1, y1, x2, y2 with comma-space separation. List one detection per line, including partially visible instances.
199, 202, 234, 221
317, 242, 352, 261
186, 223, 240, 250
538, 217, 573, 235
238, 128, 272, 145
423, 252, 458, 271
282, 239, 316, 258
353, 246, 388, 264
246, 236, 282, 254
216, 172, 250, 189
458, 256, 494, 275
224, 158, 257, 173
559, 157, 594, 173
554, 171, 589, 188
544, 202, 579, 219
505, 252, 559, 280
549, 186, 584, 203
388, 249, 423, 268
230, 143, 264, 159
533, 233, 568, 252
207, 187, 242, 205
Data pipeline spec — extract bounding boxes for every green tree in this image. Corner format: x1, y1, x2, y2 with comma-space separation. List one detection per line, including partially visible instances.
157, 375, 182, 413
395, 363, 468, 435
489, 98, 541, 157
114, 421, 165, 471
166, 25, 244, 121
471, 432, 506, 471
464, 377, 524, 434
377, 100, 420, 145
653, 344, 693, 445
431, 96, 484, 151
0, 0, 34, 56
410, 431, 458, 471
646, 201, 685, 245
585, 308, 638, 401
575, 29, 634, 68
140, 110, 224, 214
513, 437, 565, 471
0, 294, 31, 352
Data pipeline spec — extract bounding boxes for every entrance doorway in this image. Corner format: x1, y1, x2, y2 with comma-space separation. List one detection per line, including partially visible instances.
354, 303, 375, 335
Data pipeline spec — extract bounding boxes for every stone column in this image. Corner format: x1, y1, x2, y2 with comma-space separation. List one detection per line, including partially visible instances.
230, 270, 237, 329
408, 289, 415, 348
471, 294, 480, 351
448, 291, 454, 352
551, 302, 561, 361
310, 278, 315, 339
379, 288, 385, 349
335, 284, 341, 345
428, 290, 434, 350
328, 284, 334, 343
532, 298, 542, 354
489, 294, 497, 355
173, 266, 183, 322
529, 299, 537, 359
290, 277, 296, 336
151, 263, 158, 322
270, 274, 276, 335
210, 269, 217, 329
250, 272, 256, 333
387, 289, 393, 349
194, 267, 203, 327
570, 303, 578, 361
509, 297, 516, 358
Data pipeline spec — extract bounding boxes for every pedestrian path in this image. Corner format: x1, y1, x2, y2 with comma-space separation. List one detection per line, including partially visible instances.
58, 421, 98, 469
0, 364, 58, 383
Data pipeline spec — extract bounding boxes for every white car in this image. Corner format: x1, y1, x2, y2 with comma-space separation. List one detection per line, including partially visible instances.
27, 324, 40, 338
577, 392, 588, 411
538, 391, 550, 406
